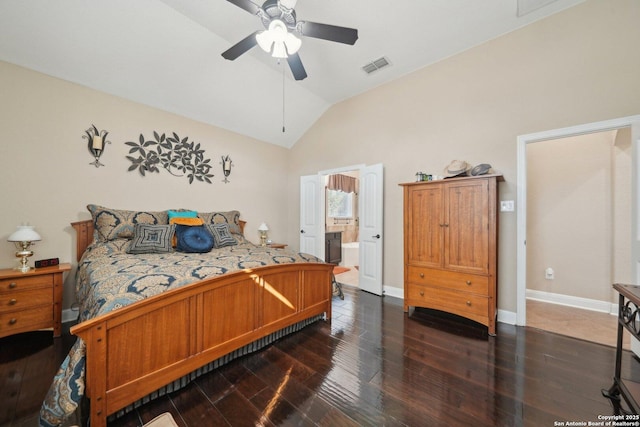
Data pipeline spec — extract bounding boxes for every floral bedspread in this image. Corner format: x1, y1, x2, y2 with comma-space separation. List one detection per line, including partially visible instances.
39, 239, 322, 427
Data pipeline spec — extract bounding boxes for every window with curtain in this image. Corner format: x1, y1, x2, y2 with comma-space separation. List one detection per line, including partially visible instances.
327, 174, 357, 219
327, 189, 354, 219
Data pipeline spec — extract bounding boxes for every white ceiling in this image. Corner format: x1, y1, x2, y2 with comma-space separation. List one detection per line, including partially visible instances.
0, 0, 585, 148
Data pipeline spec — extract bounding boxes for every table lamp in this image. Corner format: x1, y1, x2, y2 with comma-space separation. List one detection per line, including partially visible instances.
8, 225, 41, 272
258, 223, 269, 247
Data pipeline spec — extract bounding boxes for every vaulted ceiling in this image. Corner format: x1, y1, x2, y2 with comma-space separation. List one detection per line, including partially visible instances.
0, 0, 585, 148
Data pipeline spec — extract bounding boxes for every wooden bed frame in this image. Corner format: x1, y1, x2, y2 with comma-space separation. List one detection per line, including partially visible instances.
69, 220, 333, 427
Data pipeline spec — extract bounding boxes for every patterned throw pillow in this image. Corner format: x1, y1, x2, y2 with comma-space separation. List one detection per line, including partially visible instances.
175, 225, 215, 253
88, 204, 168, 242
198, 210, 242, 235
127, 224, 175, 254
206, 223, 238, 248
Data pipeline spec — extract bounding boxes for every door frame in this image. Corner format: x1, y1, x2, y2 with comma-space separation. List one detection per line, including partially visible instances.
516, 115, 640, 326
317, 164, 385, 293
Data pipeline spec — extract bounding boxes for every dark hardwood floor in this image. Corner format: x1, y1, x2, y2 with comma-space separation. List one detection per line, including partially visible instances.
0, 284, 632, 426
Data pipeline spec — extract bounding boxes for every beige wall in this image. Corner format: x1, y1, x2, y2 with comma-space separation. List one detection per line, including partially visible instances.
527, 129, 631, 305
287, 0, 640, 312
0, 61, 290, 309
526, 131, 619, 302
613, 128, 633, 288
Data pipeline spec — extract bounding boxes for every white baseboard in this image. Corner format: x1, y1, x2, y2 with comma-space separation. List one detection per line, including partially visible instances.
526, 289, 617, 315
497, 309, 516, 325
62, 308, 79, 324
384, 285, 403, 299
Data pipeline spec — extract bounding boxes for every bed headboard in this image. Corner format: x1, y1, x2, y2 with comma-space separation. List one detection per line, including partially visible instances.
71, 220, 94, 262
71, 219, 247, 262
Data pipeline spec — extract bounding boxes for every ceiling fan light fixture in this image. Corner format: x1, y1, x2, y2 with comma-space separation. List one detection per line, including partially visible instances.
284, 32, 301, 55
256, 19, 301, 59
256, 30, 274, 52
224, 0, 358, 80
272, 41, 288, 58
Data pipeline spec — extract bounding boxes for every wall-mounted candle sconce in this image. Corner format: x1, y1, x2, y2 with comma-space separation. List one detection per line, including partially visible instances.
221, 155, 233, 183
83, 124, 111, 168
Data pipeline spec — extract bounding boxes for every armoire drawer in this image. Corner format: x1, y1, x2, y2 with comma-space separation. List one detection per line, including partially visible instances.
407, 284, 489, 317
407, 266, 489, 295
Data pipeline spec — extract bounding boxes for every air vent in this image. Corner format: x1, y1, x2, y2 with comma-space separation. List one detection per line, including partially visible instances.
362, 56, 390, 74
517, 0, 557, 17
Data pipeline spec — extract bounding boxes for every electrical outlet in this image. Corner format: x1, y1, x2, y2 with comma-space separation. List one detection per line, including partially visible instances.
500, 200, 514, 212
545, 267, 554, 280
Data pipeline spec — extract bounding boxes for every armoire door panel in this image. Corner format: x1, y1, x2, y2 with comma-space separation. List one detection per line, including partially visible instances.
445, 180, 490, 273
408, 186, 443, 267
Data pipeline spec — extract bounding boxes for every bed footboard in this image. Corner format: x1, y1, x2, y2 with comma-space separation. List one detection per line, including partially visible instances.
71, 262, 332, 427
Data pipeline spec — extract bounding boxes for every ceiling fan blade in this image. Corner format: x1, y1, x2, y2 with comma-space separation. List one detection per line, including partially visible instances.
298, 21, 358, 45
222, 31, 260, 60
287, 53, 307, 80
225, 0, 262, 15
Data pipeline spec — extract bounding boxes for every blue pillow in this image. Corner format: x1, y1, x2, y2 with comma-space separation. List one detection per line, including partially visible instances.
175, 225, 214, 253
168, 209, 198, 220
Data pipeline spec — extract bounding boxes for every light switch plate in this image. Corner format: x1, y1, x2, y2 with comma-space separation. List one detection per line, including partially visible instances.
500, 200, 515, 212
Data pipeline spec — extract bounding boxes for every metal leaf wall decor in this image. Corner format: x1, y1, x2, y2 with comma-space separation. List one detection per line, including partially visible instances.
125, 131, 214, 184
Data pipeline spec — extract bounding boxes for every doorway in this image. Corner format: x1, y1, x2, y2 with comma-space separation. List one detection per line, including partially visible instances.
516, 115, 640, 331
300, 163, 384, 296
326, 170, 360, 287
524, 130, 631, 345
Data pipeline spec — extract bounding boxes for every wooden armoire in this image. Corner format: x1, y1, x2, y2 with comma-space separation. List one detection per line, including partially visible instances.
400, 174, 503, 335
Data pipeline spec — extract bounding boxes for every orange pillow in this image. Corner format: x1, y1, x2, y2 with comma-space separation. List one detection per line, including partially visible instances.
170, 217, 204, 226
170, 217, 204, 246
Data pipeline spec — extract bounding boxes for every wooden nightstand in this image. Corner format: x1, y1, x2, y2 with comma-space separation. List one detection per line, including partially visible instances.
0, 263, 71, 338
267, 243, 287, 249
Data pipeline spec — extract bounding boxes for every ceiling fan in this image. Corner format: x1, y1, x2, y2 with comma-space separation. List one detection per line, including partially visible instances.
221, 0, 358, 80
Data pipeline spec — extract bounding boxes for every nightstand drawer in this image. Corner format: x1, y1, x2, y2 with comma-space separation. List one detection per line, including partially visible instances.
0, 274, 54, 292
0, 307, 53, 336
407, 266, 489, 295
0, 287, 52, 312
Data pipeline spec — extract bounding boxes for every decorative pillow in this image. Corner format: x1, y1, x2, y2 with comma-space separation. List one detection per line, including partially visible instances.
88, 204, 168, 242
175, 225, 214, 253
170, 217, 204, 226
168, 210, 198, 220
198, 210, 242, 235
206, 223, 238, 248
127, 224, 175, 254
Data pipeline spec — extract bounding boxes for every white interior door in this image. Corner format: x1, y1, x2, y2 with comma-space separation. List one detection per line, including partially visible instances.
300, 174, 324, 260
358, 163, 384, 295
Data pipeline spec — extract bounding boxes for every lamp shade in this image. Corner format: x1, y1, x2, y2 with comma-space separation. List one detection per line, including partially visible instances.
8, 225, 41, 242
256, 19, 301, 59
258, 223, 269, 232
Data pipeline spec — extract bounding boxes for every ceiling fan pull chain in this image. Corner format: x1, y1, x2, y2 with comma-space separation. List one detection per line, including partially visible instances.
282, 59, 286, 133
